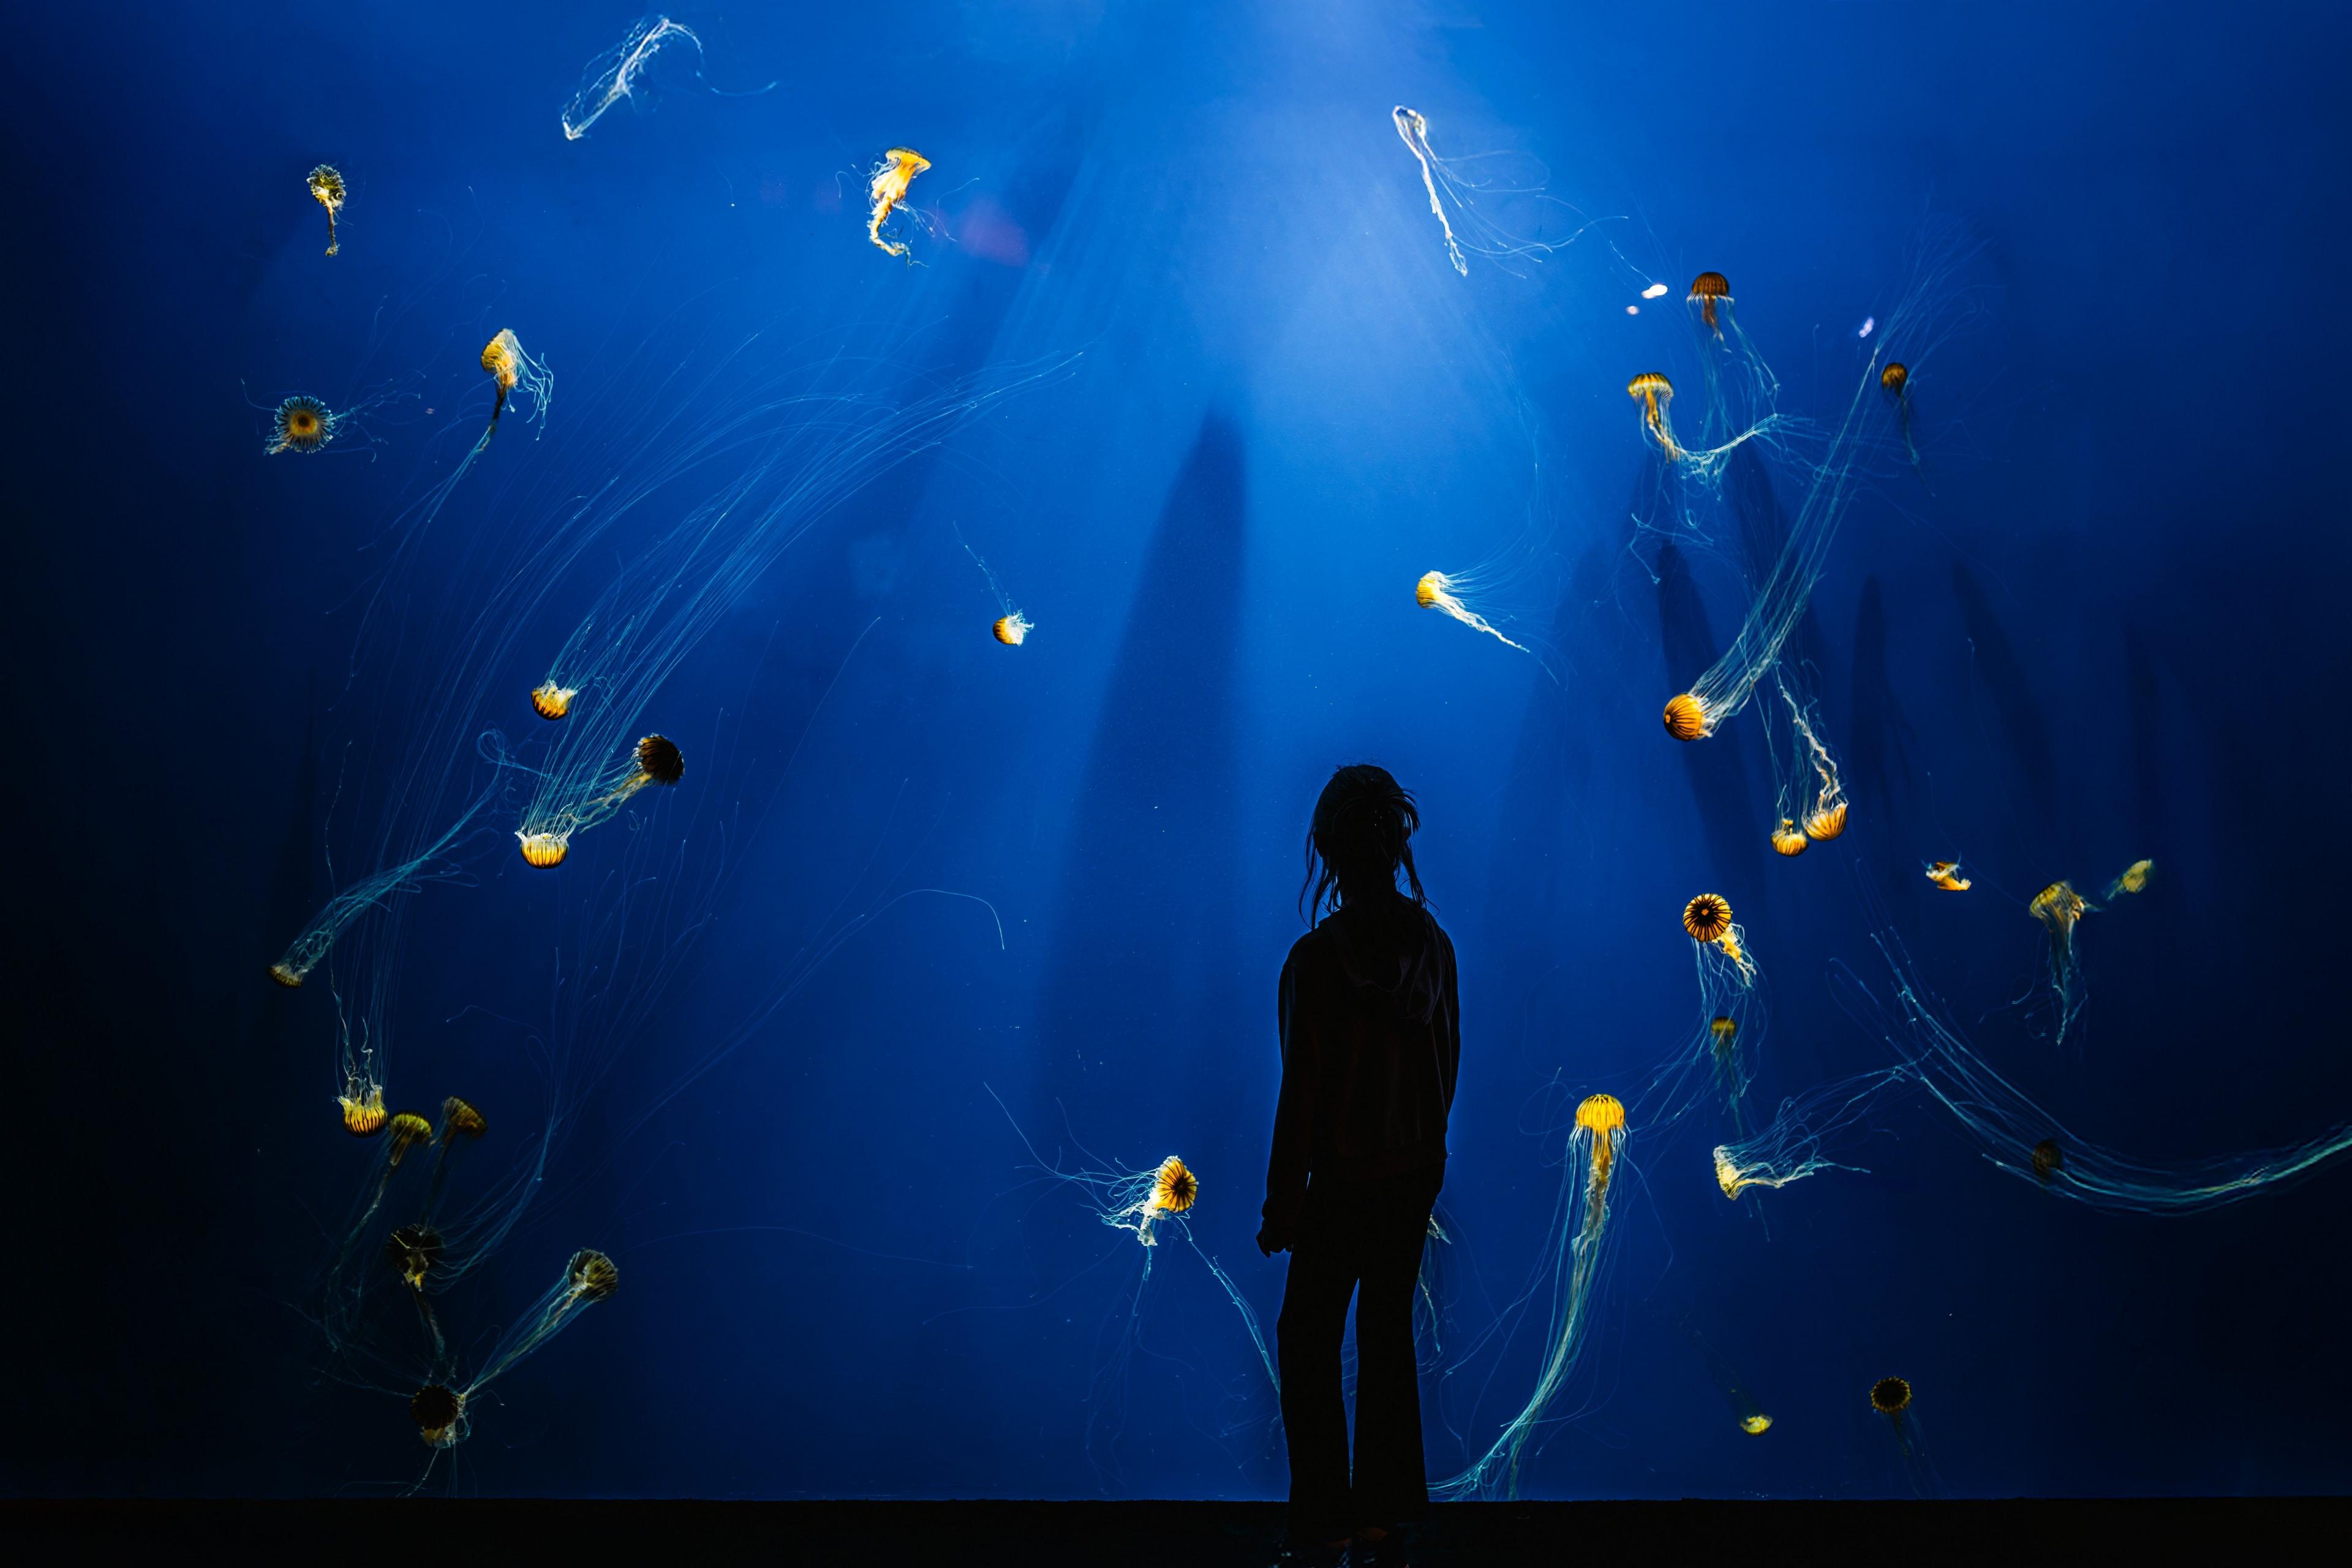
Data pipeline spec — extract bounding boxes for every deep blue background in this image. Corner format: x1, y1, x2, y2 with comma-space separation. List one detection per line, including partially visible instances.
6, 1, 2350, 1498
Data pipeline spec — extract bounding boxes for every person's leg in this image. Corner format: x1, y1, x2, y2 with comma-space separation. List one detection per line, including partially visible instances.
1276, 1213, 1361, 1544
1348, 1172, 1442, 1531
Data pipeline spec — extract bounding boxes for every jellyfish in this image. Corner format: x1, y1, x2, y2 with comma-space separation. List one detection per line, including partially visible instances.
1627, 372, 1682, 462
867, 147, 932, 259
419, 1095, 489, 1219
1880, 361, 1917, 464
307, 164, 345, 256
341, 1086, 388, 1138
1770, 820, 1807, 857
1417, 570, 1538, 658
959, 526, 1033, 647
386, 1221, 444, 1290
1436, 1092, 1630, 1498
530, 681, 578, 720
515, 733, 684, 869
1681, 1317, 1774, 1436
399, 1248, 621, 1454
1868, 1376, 1940, 1497
2031, 1137, 2064, 1183
1658, 238, 1969, 745
314, 1109, 437, 1350
1924, 860, 1972, 892
480, 330, 554, 440
1688, 271, 1730, 336
1842, 924, 2352, 1212
1769, 676, 1849, 843
2106, 859, 2154, 898
2027, 880, 2096, 1045
561, 17, 715, 141
1683, 892, 1753, 981
268, 396, 340, 456
1711, 1069, 1905, 1202
1389, 106, 1596, 277
1708, 1015, 1743, 1115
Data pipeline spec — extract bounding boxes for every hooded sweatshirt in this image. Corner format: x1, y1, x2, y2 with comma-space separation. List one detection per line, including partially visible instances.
1263, 890, 1461, 1231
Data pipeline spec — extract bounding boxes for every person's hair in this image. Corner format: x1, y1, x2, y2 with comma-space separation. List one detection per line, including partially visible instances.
1299, 764, 1425, 924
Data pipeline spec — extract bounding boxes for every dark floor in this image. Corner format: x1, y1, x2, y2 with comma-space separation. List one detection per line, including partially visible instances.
5, 1498, 2340, 1564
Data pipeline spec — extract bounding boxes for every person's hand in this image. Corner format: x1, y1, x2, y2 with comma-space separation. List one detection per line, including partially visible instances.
1256, 1220, 1294, 1257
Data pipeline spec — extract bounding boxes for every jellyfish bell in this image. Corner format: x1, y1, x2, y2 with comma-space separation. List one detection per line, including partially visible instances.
340, 1087, 388, 1138
1870, 1376, 1912, 1417
1771, 819, 1809, 857
268, 962, 304, 989
635, 734, 685, 786
1709, 1016, 1738, 1049
2031, 1137, 2065, 1183
307, 164, 345, 256
1150, 1156, 1199, 1216
1626, 372, 1679, 458
439, 1097, 488, 1143
385, 1112, 435, 1166
410, 1383, 463, 1447
2107, 859, 2154, 897
1804, 802, 1849, 842
1740, 1414, 1773, 1436
992, 612, 1033, 646
270, 395, 334, 456
530, 682, 577, 721
1664, 692, 1711, 742
518, 831, 570, 869
1683, 894, 1734, 945
1687, 271, 1732, 334
1881, 362, 1909, 396
568, 1248, 620, 1302
1925, 860, 1972, 892
386, 1222, 445, 1287
1415, 571, 1448, 610
1576, 1093, 1628, 1191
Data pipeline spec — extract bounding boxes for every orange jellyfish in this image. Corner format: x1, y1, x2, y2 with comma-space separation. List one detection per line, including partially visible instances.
1580, 1092, 1627, 1191
1664, 691, 1712, 742
2106, 859, 2154, 898
1925, 861, 1972, 892
1688, 271, 1731, 336
307, 165, 345, 256
519, 833, 569, 869
478, 329, 552, 442
1771, 819, 1809, 858
516, 733, 684, 868
1881, 363, 1909, 396
269, 396, 336, 456
341, 1086, 389, 1138
1627, 372, 1681, 461
993, 612, 1033, 646
1150, 1156, 1199, 1218
1881, 362, 1917, 463
1684, 892, 1754, 982
1805, 799, 1849, 842
867, 147, 931, 258
530, 681, 578, 720
2029, 880, 2094, 1042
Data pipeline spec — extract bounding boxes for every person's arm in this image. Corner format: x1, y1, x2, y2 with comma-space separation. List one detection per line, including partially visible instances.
1259, 949, 1319, 1253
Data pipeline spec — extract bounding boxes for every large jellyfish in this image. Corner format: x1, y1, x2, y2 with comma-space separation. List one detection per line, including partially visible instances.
307, 164, 344, 255
1436, 1092, 1629, 1498
1658, 238, 1973, 743
480, 329, 554, 442
1389, 105, 1599, 277
1842, 927, 2352, 1212
867, 147, 932, 259
517, 733, 684, 869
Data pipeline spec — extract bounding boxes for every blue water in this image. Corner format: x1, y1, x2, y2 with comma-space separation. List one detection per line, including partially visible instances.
8, 1, 2350, 1498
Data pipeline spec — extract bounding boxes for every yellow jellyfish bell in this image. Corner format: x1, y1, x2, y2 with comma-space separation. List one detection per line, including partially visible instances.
530, 682, 577, 721
1683, 893, 1733, 944
307, 164, 345, 256
1804, 801, 1849, 841
992, 612, 1033, 646
1664, 691, 1711, 742
1740, 1413, 1773, 1436
1576, 1092, 1627, 1192
1627, 371, 1682, 461
1771, 818, 1809, 857
519, 831, 570, 869
339, 1086, 388, 1137
1925, 859, 1972, 891
1150, 1155, 1199, 1216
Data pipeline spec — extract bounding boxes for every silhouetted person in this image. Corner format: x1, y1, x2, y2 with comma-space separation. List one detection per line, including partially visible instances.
1259, 766, 1460, 1567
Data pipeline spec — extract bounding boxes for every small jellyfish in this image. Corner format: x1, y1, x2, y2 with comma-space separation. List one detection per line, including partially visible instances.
480, 329, 554, 441
269, 963, 304, 989
1688, 272, 1732, 337
2032, 1137, 2065, 1183
993, 613, 1033, 646
1663, 690, 1713, 742
1417, 571, 1536, 657
410, 1383, 464, 1447
1771, 819, 1809, 858
1740, 1414, 1774, 1436
867, 148, 932, 259
1627, 372, 1682, 461
307, 165, 345, 256
2029, 880, 2095, 1042
386, 1222, 445, 1289
2106, 859, 2154, 898
385, 1111, 435, 1167
562, 17, 710, 141
1881, 363, 1917, 464
340, 1087, 388, 1139
567, 1248, 620, 1302
268, 395, 337, 456
1709, 1016, 1738, 1057
438, 1096, 488, 1145
1925, 861, 1972, 892
1871, 1375, 1911, 1419
1881, 363, 1909, 396
1805, 801, 1849, 842
531, 681, 578, 721
519, 832, 570, 869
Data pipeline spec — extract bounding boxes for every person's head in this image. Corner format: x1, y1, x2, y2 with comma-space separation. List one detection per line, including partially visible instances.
1300, 764, 1425, 923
